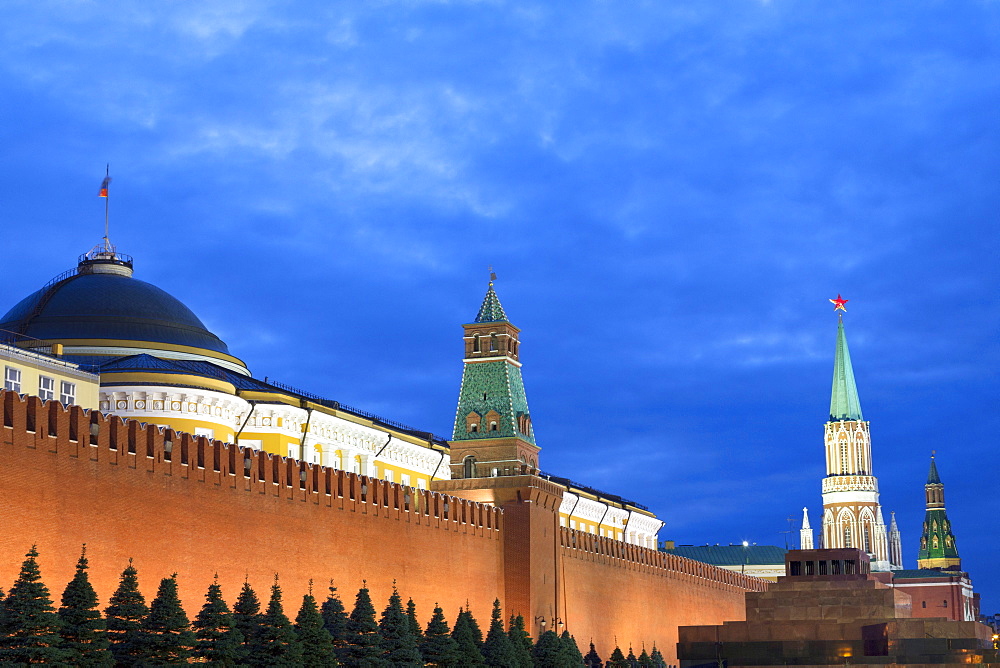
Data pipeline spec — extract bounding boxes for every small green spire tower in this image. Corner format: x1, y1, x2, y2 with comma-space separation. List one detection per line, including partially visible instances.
916, 454, 961, 570
449, 278, 539, 478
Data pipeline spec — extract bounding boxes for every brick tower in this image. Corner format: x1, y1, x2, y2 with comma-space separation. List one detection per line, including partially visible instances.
916, 454, 961, 570
449, 279, 539, 478
820, 299, 891, 571
435, 278, 562, 625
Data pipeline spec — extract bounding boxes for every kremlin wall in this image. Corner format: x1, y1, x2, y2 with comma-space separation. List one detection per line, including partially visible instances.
0, 246, 768, 663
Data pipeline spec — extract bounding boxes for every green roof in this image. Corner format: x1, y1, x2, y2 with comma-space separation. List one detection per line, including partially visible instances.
474, 283, 508, 323
893, 569, 965, 580
662, 545, 787, 567
829, 319, 864, 421
927, 456, 942, 484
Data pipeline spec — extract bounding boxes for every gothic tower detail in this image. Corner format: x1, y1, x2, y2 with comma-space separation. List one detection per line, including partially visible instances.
799, 507, 814, 550
889, 511, 903, 569
820, 303, 891, 571
449, 280, 539, 478
916, 454, 961, 570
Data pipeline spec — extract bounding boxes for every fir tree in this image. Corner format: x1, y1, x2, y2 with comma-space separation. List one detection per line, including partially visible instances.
649, 644, 666, 668
482, 599, 516, 668
193, 577, 246, 666
531, 630, 564, 667
583, 641, 602, 667
247, 578, 304, 667
508, 614, 534, 668
295, 587, 336, 668
321, 579, 350, 663
626, 646, 638, 667
637, 647, 652, 668
560, 630, 584, 667
451, 607, 485, 666
0, 545, 71, 665
344, 582, 384, 667
233, 580, 262, 651
132, 574, 196, 664
378, 586, 421, 666
104, 558, 149, 667
419, 604, 459, 667
463, 606, 484, 648
405, 597, 422, 642
607, 645, 629, 668
58, 545, 113, 667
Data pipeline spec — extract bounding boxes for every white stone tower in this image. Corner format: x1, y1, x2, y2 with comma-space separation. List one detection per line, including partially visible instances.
820, 296, 891, 571
799, 507, 814, 550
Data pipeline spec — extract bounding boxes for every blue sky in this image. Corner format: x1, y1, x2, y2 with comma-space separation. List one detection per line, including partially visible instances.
2, 2, 998, 609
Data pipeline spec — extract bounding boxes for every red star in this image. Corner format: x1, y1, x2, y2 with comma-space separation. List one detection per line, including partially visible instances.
829, 294, 848, 312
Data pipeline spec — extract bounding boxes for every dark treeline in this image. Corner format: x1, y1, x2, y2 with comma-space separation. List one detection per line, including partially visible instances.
0, 545, 670, 667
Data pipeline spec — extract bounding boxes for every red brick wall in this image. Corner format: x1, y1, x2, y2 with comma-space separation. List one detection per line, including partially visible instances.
558, 528, 766, 664
0, 392, 504, 627
0, 390, 765, 659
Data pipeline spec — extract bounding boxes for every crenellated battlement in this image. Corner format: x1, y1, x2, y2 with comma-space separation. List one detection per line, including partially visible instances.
559, 527, 768, 592
0, 389, 500, 534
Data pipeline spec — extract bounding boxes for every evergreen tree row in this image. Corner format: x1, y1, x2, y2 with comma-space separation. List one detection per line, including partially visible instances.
0, 545, 666, 667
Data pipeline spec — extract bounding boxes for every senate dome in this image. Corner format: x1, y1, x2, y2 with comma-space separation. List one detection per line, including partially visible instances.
0, 249, 248, 375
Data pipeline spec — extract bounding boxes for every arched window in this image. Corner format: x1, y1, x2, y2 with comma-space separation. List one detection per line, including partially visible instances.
490, 422, 498, 432
473, 335, 481, 353
844, 526, 852, 548
463, 456, 476, 479
840, 440, 849, 474
863, 525, 871, 553
490, 334, 497, 351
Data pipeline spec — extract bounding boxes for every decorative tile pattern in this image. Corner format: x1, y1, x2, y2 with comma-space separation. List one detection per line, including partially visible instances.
451, 359, 535, 445
474, 284, 508, 323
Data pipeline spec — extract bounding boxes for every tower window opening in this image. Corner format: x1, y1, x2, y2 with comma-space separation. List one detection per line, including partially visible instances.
864, 525, 871, 553
473, 335, 481, 353
490, 422, 498, 432
839, 441, 849, 474
463, 456, 476, 479
490, 334, 497, 351
469, 424, 478, 433
482, 392, 487, 400
844, 526, 852, 548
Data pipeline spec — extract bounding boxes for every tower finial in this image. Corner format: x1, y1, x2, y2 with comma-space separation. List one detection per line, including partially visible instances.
829, 293, 848, 312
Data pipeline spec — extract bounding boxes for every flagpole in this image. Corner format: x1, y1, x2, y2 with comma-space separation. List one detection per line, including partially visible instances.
103, 164, 110, 252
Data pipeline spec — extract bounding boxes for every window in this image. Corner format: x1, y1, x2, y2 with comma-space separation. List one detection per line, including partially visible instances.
401, 474, 410, 487
384, 469, 394, 483
473, 335, 481, 353
39, 376, 55, 401
195, 427, 215, 440
922, 601, 927, 609
489, 334, 497, 351
60, 381, 76, 405
4, 367, 21, 393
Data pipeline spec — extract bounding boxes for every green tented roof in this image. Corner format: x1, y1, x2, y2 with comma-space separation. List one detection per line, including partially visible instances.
829, 319, 864, 421
927, 456, 942, 484
475, 283, 508, 323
